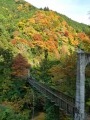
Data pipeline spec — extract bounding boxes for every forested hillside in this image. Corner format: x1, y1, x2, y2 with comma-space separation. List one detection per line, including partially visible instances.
0, 0, 90, 120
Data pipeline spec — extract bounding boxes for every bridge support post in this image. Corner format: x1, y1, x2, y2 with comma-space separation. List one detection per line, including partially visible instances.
74, 49, 90, 120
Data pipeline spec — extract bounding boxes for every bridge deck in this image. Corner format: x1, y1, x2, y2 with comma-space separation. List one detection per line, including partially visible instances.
28, 77, 77, 118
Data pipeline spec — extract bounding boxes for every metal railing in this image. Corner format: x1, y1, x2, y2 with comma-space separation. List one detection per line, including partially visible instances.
27, 77, 77, 118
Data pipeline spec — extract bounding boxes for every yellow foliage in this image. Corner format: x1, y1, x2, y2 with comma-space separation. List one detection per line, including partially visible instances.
28, 18, 35, 24
17, 4, 23, 11
23, 26, 38, 36
48, 65, 66, 82
18, 21, 25, 27
61, 45, 70, 55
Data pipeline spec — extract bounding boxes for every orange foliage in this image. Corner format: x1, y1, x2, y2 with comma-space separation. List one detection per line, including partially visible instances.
62, 21, 67, 26
61, 45, 70, 55
78, 32, 86, 39
13, 31, 20, 37
11, 39, 17, 44
11, 39, 28, 45
28, 41, 34, 47
45, 40, 57, 51
33, 34, 42, 41
32, 40, 46, 50
15, 9, 90, 57
78, 32, 90, 46
68, 33, 74, 40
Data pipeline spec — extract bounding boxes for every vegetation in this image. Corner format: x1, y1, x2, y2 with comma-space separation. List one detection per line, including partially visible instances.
0, 0, 90, 119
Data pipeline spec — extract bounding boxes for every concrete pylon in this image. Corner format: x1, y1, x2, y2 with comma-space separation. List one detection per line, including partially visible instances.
74, 49, 90, 120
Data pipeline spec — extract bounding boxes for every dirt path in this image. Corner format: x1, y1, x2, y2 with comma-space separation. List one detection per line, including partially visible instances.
33, 112, 45, 120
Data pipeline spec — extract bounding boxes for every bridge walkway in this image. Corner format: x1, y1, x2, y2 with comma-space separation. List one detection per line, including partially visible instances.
27, 77, 77, 118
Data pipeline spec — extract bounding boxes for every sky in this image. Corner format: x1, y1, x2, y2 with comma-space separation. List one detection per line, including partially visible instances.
25, 0, 90, 25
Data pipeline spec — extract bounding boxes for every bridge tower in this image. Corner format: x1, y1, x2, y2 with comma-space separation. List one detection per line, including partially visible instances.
74, 49, 90, 120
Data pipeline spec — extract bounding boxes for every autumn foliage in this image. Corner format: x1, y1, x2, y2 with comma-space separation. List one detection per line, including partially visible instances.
11, 10, 90, 60
11, 53, 30, 77
1, 0, 90, 119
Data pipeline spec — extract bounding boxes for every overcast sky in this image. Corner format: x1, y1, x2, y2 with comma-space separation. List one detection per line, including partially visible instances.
25, 0, 90, 25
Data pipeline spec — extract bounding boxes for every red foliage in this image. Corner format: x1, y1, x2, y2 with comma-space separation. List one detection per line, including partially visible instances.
64, 31, 69, 37
11, 53, 30, 77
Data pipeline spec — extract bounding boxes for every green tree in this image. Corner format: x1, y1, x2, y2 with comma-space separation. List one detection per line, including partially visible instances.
45, 100, 60, 120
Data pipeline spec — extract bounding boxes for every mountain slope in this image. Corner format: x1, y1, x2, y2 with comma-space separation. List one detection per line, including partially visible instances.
0, 0, 90, 62
0, 0, 90, 119
59, 13, 90, 34
0, 0, 90, 81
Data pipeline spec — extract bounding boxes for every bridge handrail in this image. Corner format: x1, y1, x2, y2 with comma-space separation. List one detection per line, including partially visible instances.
27, 77, 77, 117
28, 77, 75, 106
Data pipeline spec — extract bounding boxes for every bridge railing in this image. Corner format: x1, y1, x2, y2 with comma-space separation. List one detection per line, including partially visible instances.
28, 77, 77, 118
40, 81, 75, 104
